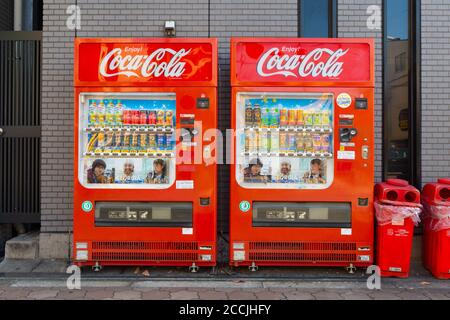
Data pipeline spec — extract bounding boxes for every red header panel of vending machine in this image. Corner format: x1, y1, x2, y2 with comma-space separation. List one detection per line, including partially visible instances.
230, 38, 375, 268
73, 38, 218, 269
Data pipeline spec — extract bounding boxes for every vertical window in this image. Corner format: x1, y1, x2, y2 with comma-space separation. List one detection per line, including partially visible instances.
383, 0, 420, 185
299, 0, 337, 38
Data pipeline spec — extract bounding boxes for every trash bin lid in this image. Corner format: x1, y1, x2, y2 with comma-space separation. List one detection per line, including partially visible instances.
438, 178, 450, 185
386, 179, 409, 187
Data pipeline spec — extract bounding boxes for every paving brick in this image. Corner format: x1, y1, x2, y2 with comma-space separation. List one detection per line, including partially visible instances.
84, 288, 116, 299
113, 290, 142, 300
170, 290, 199, 300
311, 290, 343, 300
28, 289, 59, 300
56, 289, 87, 299
198, 290, 228, 300
368, 291, 402, 300
142, 290, 171, 300
227, 290, 257, 300
283, 291, 315, 300
254, 291, 285, 300
0, 288, 32, 299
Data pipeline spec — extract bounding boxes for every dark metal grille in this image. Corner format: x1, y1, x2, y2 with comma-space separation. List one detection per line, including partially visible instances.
0, 32, 41, 223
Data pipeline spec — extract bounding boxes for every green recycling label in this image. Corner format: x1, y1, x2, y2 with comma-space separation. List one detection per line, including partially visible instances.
239, 201, 251, 212
81, 201, 93, 212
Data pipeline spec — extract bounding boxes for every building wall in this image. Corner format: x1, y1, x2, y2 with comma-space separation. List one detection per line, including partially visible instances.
421, 0, 450, 184
0, 0, 14, 31
40, 0, 450, 258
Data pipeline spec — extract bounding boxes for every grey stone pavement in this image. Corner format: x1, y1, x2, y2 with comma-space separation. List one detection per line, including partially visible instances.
0, 259, 449, 300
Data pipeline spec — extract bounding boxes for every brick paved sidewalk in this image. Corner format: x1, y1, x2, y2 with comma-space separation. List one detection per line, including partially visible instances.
0, 278, 449, 300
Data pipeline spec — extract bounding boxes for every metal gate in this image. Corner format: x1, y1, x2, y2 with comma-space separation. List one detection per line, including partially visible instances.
0, 31, 41, 224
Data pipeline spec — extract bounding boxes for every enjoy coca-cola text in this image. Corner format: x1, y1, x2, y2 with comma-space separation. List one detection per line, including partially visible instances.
99, 47, 192, 78
256, 47, 349, 78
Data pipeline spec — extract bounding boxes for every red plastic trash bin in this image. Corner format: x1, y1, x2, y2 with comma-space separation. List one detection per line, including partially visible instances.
374, 179, 422, 278
422, 178, 450, 279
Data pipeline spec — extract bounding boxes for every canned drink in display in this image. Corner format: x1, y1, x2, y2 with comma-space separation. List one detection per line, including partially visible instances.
261, 107, 270, 128
140, 133, 147, 150
296, 132, 304, 153
245, 103, 253, 127
321, 134, 331, 153
296, 109, 304, 126
148, 133, 157, 152
97, 132, 105, 149
244, 130, 250, 153
165, 110, 174, 127
312, 133, 322, 153
279, 132, 288, 152
288, 109, 297, 126
304, 111, 314, 126
259, 131, 269, 153
148, 110, 157, 125
270, 131, 279, 153
122, 131, 131, 151
165, 133, 174, 151
248, 131, 258, 153
104, 131, 114, 149
114, 132, 122, 149
157, 133, 166, 151
304, 133, 314, 153
279, 109, 288, 127
156, 110, 165, 126
287, 132, 296, 152
140, 110, 148, 125
131, 132, 139, 151
253, 103, 261, 128
270, 108, 280, 128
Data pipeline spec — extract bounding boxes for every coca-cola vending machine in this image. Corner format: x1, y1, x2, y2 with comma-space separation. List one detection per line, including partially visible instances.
73, 38, 218, 270
229, 38, 375, 269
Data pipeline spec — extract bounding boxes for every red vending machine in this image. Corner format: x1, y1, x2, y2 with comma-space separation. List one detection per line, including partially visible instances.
229, 38, 375, 269
73, 38, 218, 270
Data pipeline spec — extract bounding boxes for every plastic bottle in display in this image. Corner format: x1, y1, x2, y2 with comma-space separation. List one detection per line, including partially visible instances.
270, 108, 280, 128
288, 109, 297, 126
88, 101, 98, 126
156, 110, 165, 126
261, 107, 270, 128
280, 108, 288, 127
253, 103, 261, 128
296, 109, 304, 126
165, 110, 174, 127
245, 102, 253, 128
123, 110, 132, 125
313, 111, 322, 126
132, 110, 140, 125
322, 110, 330, 126
304, 133, 314, 153
148, 110, 157, 125
304, 110, 314, 126
97, 101, 106, 127
166, 133, 174, 151
139, 109, 148, 125
106, 100, 115, 126
115, 101, 123, 126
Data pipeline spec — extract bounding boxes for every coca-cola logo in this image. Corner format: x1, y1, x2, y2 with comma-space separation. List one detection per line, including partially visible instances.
99, 47, 192, 78
256, 47, 349, 78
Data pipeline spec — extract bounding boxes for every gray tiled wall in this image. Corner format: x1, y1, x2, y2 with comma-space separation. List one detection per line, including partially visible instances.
421, 0, 450, 184
0, 0, 13, 31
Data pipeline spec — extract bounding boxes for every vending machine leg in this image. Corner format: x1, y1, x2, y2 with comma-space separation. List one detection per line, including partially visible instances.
248, 262, 259, 272
189, 263, 199, 273
346, 263, 356, 274
92, 262, 102, 272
